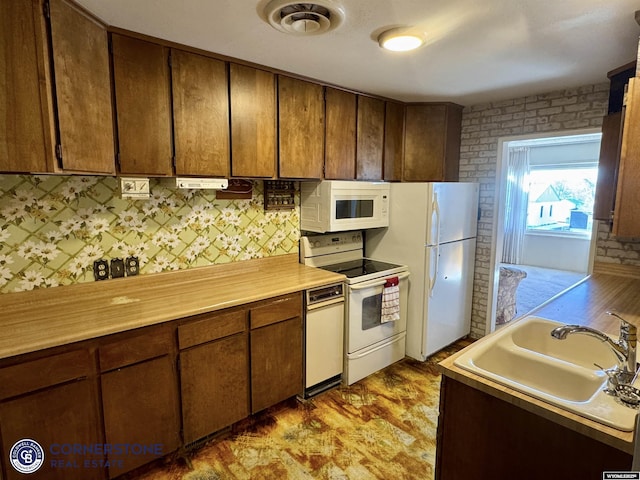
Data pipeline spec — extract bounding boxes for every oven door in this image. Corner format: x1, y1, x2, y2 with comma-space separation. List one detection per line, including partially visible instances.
346, 272, 409, 354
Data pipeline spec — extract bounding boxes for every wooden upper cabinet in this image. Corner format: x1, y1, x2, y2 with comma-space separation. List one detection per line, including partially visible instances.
594, 111, 623, 221
384, 101, 405, 181
111, 34, 173, 176
325, 88, 356, 179
278, 76, 324, 179
49, 0, 114, 174
172, 49, 229, 177
229, 63, 276, 178
404, 103, 463, 182
356, 96, 384, 180
0, 0, 55, 173
613, 77, 640, 238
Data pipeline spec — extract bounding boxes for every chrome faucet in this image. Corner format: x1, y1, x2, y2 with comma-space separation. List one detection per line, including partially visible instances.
550, 312, 637, 381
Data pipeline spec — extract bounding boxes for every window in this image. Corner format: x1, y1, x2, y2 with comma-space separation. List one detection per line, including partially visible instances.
526, 165, 598, 235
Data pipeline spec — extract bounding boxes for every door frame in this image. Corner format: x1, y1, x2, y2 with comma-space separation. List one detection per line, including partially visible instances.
485, 128, 602, 335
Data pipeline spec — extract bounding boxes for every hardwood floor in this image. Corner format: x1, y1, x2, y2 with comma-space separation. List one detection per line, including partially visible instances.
122, 340, 472, 480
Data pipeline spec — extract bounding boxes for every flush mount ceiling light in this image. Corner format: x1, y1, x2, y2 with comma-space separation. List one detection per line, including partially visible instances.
378, 28, 426, 52
263, 0, 345, 35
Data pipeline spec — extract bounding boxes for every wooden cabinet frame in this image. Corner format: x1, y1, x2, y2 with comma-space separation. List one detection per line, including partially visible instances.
3, 5, 465, 180
612, 77, 640, 238
1, 0, 115, 174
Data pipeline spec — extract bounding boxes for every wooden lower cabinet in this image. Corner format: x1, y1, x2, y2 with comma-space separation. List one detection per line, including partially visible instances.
0, 292, 305, 477
251, 317, 303, 413
435, 376, 631, 479
180, 333, 249, 444
0, 348, 102, 480
250, 293, 303, 413
178, 308, 249, 444
101, 356, 180, 478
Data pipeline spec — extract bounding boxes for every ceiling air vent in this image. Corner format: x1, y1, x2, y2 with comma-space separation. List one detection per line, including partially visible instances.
263, 0, 345, 35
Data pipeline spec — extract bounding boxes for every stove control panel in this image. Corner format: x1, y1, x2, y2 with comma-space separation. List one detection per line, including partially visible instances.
300, 231, 363, 264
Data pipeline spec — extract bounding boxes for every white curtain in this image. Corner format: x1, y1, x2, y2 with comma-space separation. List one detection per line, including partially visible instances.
502, 146, 530, 264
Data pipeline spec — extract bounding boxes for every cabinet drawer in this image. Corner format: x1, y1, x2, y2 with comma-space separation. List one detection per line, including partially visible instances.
99, 328, 173, 372
178, 309, 246, 350
0, 349, 92, 401
250, 292, 302, 329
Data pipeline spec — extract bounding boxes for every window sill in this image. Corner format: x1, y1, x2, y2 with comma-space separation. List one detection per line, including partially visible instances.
525, 229, 592, 240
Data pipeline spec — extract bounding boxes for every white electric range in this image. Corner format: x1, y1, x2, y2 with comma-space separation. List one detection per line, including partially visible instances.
301, 231, 409, 385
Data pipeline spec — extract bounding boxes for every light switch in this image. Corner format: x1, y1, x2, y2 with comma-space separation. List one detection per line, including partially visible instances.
120, 177, 150, 199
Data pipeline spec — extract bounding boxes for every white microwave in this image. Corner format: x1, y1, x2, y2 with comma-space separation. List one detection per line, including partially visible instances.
300, 181, 390, 233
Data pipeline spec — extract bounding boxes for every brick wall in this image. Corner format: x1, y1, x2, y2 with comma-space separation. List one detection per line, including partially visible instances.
595, 222, 640, 265
459, 82, 640, 338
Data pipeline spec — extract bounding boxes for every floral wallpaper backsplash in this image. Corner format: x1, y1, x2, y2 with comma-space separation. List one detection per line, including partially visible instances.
0, 175, 300, 294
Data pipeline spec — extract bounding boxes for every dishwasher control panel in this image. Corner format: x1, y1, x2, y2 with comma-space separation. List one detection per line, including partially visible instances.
307, 283, 344, 306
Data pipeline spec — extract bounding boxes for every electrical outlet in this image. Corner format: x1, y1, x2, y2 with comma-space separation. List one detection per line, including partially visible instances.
110, 258, 125, 278
125, 256, 139, 276
93, 259, 109, 281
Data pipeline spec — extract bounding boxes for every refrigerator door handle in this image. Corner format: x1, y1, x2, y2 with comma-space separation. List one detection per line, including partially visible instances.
429, 244, 439, 297
428, 192, 441, 297
433, 191, 441, 247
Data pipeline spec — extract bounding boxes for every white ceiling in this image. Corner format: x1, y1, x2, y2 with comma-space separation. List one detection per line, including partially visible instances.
74, 0, 640, 106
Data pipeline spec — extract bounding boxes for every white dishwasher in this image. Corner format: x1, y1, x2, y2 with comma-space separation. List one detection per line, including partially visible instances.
304, 283, 345, 398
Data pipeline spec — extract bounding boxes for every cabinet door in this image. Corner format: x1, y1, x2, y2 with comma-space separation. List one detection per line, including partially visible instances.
172, 49, 229, 177
613, 77, 640, 238
251, 316, 303, 413
0, 0, 54, 173
404, 104, 462, 182
384, 101, 405, 181
180, 333, 249, 444
230, 64, 276, 178
278, 76, 324, 179
111, 34, 173, 176
101, 356, 180, 478
0, 380, 103, 480
594, 111, 623, 221
436, 376, 632, 479
356, 96, 384, 180
49, 0, 115, 174
325, 88, 356, 179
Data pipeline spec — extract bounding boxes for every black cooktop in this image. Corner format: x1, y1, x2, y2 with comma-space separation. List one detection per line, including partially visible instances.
320, 259, 403, 279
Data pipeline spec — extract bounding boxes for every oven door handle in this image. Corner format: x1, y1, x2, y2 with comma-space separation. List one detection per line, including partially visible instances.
349, 271, 410, 290
349, 334, 406, 358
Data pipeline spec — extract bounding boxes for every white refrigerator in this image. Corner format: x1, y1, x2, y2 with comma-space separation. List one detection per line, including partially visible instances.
365, 182, 479, 361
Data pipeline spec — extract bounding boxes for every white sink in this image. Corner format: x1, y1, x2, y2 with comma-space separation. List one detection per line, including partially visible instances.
454, 316, 638, 431
510, 318, 619, 369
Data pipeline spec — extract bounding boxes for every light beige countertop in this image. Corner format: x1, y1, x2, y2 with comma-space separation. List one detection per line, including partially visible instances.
440, 262, 640, 454
0, 254, 344, 360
